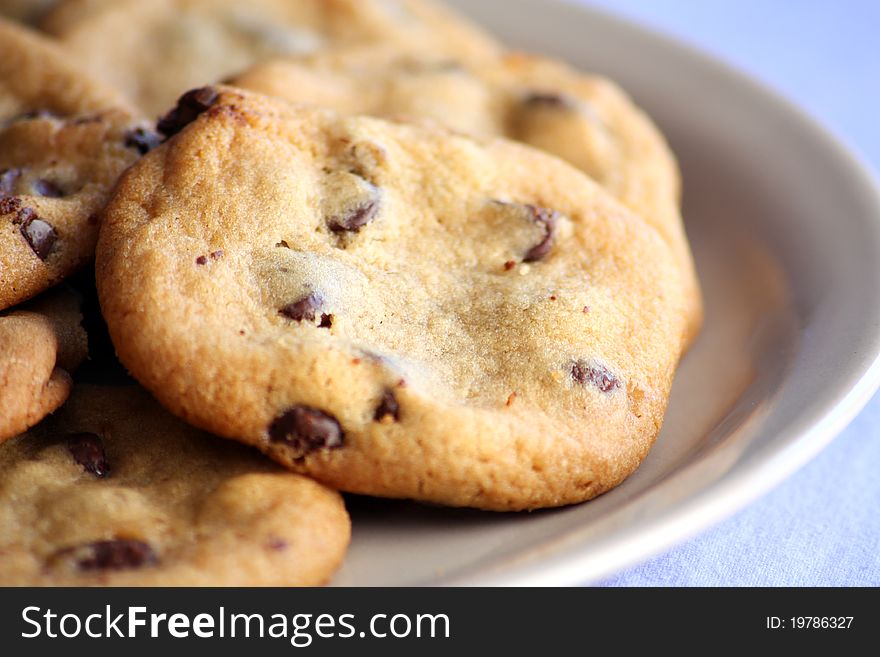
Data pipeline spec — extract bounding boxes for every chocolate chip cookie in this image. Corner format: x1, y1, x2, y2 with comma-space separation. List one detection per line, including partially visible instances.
0, 385, 351, 585
42, 0, 501, 117
0, 284, 86, 443
97, 87, 688, 511
0, 19, 155, 310
233, 47, 702, 342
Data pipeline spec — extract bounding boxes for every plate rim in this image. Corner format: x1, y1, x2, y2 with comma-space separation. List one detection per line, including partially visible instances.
434, 0, 880, 586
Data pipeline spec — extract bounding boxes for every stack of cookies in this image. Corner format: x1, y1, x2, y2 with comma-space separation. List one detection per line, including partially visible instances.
0, 0, 701, 586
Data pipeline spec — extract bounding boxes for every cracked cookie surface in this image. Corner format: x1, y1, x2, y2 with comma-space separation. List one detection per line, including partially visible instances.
234, 47, 702, 342
0, 384, 350, 586
97, 87, 688, 511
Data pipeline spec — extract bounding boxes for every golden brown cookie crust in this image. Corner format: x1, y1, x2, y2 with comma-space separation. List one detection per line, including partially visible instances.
0, 285, 87, 443
97, 88, 688, 511
42, 0, 501, 117
0, 385, 351, 586
234, 46, 702, 343
0, 19, 154, 310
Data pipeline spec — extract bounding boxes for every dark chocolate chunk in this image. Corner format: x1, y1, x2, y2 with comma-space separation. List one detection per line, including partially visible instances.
19, 212, 57, 260
280, 292, 324, 322
522, 92, 576, 110
0, 196, 22, 215
374, 391, 400, 423
319, 314, 333, 329
327, 198, 380, 233
268, 406, 344, 456
31, 179, 63, 198
67, 432, 109, 478
124, 127, 162, 154
65, 539, 158, 571
0, 168, 21, 196
195, 255, 208, 265
571, 360, 620, 393
157, 87, 219, 138
523, 204, 558, 262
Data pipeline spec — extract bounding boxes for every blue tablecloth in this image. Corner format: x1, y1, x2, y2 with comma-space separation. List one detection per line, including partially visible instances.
577, 0, 880, 586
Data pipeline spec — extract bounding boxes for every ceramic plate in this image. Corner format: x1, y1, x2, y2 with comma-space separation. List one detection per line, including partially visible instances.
331, 0, 880, 585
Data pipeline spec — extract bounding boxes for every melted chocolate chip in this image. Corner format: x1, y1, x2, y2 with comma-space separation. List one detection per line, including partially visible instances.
157, 87, 219, 138
66, 539, 158, 571
268, 406, 344, 456
32, 179, 63, 198
124, 127, 163, 154
571, 360, 620, 393
374, 391, 400, 423
20, 212, 57, 260
522, 92, 576, 110
0, 168, 21, 196
67, 432, 109, 478
280, 292, 324, 322
523, 204, 558, 262
327, 198, 380, 233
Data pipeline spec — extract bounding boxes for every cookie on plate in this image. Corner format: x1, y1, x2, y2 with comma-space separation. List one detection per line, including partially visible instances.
97, 87, 688, 511
0, 19, 155, 310
0, 385, 351, 586
234, 47, 702, 342
42, 0, 501, 117
0, 285, 87, 443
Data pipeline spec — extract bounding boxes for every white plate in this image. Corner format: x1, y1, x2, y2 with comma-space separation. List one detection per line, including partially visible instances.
331, 0, 880, 586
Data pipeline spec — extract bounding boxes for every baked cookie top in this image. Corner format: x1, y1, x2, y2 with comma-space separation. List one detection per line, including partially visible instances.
97, 87, 688, 511
0, 19, 154, 310
0, 284, 87, 443
0, 384, 351, 586
42, 0, 501, 117
234, 47, 702, 342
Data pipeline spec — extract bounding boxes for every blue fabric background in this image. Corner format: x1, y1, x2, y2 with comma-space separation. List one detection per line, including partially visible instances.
574, 0, 880, 586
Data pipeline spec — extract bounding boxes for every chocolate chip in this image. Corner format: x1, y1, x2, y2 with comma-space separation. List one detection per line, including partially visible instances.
210, 250, 224, 260
327, 198, 380, 233
31, 179, 63, 198
0, 168, 21, 196
374, 391, 400, 423
67, 432, 109, 478
63, 539, 158, 571
503, 260, 516, 271
0, 196, 22, 215
571, 360, 620, 393
522, 92, 576, 110
268, 406, 344, 457
195, 255, 208, 265
523, 204, 558, 262
157, 87, 219, 138
319, 314, 333, 329
124, 127, 162, 154
280, 292, 323, 322
20, 212, 56, 260
267, 538, 288, 552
